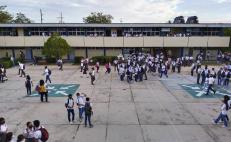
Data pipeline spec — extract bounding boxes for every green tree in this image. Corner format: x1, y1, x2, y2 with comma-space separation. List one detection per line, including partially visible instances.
12, 12, 33, 23
0, 5, 13, 23
223, 28, 231, 52
42, 33, 71, 59
83, 12, 113, 24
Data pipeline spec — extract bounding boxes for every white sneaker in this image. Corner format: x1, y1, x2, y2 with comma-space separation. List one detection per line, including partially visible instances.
222, 125, 227, 128
212, 119, 217, 124
70, 121, 73, 124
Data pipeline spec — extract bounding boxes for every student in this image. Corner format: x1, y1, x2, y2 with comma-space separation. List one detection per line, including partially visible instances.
80, 59, 84, 72
213, 97, 229, 127
5, 132, 16, 142
38, 80, 48, 102
65, 94, 75, 124
17, 134, 25, 142
57, 59, 63, 71
89, 67, 95, 85
197, 66, 202, 84
0, 117, 8, 142
160, 64, 168, 78
217, 67, 223, 85
44, 66, 51, 84
171, 60, 176, 73
205, 75, 216, 95
76, 93, 86, 122
84, 97, 93, 128
95, 62, 100, 73
82, 64, 88, 78
224, 69, 230, 87
0, 65, 3, 83
118, 65, 125, 81
19, 62, 26, 78
23, 122, 35, 142
25, 75, 33, 95
191, 63, 196, 76
33, 120, 49, 142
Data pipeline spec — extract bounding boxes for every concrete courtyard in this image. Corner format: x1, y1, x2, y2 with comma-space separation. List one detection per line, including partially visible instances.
1, 64, 231, 142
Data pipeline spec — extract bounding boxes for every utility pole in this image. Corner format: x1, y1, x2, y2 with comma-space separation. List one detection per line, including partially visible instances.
40, 9, 44, 23
57, 12, 64, 23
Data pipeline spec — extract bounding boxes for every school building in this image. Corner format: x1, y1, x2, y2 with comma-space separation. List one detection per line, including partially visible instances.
0, 23, 230, 60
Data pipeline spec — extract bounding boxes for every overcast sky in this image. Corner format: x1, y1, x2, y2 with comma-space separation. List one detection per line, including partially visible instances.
2, 0, 231, 23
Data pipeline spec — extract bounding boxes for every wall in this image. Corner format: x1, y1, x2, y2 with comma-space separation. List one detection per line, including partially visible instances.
0, 36, 230, 48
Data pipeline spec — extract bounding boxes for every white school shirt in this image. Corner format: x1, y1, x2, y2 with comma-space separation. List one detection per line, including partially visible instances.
92, 70, 95, 76
228, 100, 231, 108
23, 128, 35, 138
66, 98, 74, 109
34, 127, 42, 142
119, 67, 125, 75
0, 123, 8, 133
208, 77, 214, 85
76, 96, 85, 108
19, 63, 24, 70
221, 104, 228, 115
44, 68, 49, 76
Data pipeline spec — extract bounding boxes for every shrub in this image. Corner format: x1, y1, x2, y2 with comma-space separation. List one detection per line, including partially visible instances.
0, 60, 13, 68
45, 57, 56, 63
74, 56, 84, 64
90, 56, 117, 64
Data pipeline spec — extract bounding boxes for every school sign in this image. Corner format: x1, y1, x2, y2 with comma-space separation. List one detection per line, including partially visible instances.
180, 84, 231, 98
30, 84, 80, 97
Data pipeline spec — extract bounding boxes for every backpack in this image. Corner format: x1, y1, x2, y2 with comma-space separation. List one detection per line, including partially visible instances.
84, 102, 92, 115
35, 85, 40, 92
40, 127, 49, 142
48, 69, 51, 75
26, 80, 31, 87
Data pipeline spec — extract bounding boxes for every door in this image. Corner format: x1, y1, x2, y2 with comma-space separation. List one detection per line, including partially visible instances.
25, 48, 32, 60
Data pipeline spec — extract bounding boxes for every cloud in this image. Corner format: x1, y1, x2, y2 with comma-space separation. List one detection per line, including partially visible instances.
1, 0, 230, 23
212, 0, 231, 3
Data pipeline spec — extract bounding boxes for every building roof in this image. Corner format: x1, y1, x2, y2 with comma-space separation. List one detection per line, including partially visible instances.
0, 23, 231, 28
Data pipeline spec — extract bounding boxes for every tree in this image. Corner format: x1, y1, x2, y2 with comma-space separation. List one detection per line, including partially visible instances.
83, 12, 113, 24
173, 16, 185, 24
12, 12, 33, 23
0, 5, 13, 23
186, 16, 199, 24
225, 28, 231, 48
42, 33, 71, 59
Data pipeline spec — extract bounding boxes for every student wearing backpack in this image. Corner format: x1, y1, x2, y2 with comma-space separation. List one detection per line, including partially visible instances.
25, 75, 33, 95
44, 66, 51, 84
33, 120, 49, 142
84, 97, 93, 128
65, 94, 75, 124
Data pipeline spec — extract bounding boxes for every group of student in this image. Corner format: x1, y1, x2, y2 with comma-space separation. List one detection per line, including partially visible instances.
114, 52, 186, 83
65, 93, 93, 128
0, 117, 49, 142
80, 59, 97, 85
193, 64, 230, 93
23, 66, 52, 103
